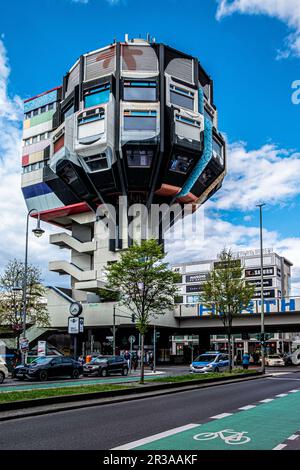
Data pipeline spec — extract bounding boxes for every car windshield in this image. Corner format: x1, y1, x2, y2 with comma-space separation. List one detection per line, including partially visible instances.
30, 357, 51, 365
90, 358, 108, 364
268, 355, 281, 359
194, 355, 217, 363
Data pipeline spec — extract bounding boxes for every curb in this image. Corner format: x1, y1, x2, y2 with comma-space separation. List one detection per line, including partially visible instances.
0, 372, 266, 421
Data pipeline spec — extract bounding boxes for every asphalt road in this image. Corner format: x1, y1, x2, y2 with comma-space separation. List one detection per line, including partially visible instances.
1, 371, 300, 450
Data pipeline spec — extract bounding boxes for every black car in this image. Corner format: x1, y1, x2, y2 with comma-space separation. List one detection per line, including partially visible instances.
83, 355, 129, 377
14, 356, 83, 381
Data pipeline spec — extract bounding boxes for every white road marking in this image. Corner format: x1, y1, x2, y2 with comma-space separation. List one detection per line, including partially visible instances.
273, 444, 287, 450
210, 413, 233, 419
268, 377, 300, 381
289, 389, 300, 393
259, 399, 274, 403
276, 394, 288, 397
269, 372, 291, 376
238, 405, 257, 410
287, 434, 299, 441
111, 423, 200, 450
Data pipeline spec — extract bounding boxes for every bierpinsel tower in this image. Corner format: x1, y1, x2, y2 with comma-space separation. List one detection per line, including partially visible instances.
21, 35, 226, 302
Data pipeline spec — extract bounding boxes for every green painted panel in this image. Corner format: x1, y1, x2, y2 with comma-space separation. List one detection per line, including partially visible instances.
29, 110, 55, 128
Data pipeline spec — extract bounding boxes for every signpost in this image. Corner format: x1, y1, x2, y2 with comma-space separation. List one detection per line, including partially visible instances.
68, 302, 84, 360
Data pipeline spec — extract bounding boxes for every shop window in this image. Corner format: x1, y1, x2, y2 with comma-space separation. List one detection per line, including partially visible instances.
169, 154, 194, 174
170, 84, 194, 110
123, 81, 157, 102
124, 110, 157, 131
126, 149, 153, 167
84, 83, 110, 108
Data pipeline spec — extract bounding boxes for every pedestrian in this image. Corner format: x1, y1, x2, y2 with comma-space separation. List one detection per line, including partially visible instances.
242, 352, 250, 370
124, 350, 131, 369
132, 354, 138, 372
78, 355, 85, 366
148, 352, 154, 371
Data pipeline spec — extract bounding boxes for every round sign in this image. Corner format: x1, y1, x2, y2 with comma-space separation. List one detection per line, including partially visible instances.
69, 302, 83, 317
129, 335, 136, 344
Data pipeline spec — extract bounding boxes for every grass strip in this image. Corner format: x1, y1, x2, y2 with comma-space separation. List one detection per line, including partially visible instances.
0, 383, 131, 404
148, 369, 258, 383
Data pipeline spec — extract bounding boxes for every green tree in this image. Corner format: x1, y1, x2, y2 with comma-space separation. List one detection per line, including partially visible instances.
0, 259, 50, 347
201, 249, 255, 372
106, 239, 179, 383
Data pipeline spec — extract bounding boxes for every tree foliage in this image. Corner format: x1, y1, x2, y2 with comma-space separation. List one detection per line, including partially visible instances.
106, 239, 179, 382
0, 259, 50, 336
201, 249, 255, 371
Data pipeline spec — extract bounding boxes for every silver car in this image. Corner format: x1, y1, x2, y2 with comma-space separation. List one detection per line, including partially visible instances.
0, 360, 9, 384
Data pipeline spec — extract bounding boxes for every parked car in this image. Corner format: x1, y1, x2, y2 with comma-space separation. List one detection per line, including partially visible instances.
0, 359, 9, 384
83, 355, 129, 377
265, 354, 285, 367
190, 352, 229, 374
14, 356, 83, 381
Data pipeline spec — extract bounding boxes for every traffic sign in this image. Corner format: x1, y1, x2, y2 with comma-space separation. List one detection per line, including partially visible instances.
20, 338, 29, 352
129, 335, 136, 344
68, 317, 80, 334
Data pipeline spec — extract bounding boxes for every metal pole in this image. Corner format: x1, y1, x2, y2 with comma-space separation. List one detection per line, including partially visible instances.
113, 305, 116, 356
21, 210, 34, 365
153, 325, 156, 373
74, 335, 77, 360
257, 203, 266, 374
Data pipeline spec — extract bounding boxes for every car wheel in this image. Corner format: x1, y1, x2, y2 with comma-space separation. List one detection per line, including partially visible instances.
38, 370, 48, 382
0, 372, 4, 384
100, 368, 108, 377
214, 367, 219, 373
72, 369, 80, 379
122, 367, 128, 376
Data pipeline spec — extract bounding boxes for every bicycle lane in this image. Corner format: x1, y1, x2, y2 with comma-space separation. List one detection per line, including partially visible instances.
116, 390, 300, 450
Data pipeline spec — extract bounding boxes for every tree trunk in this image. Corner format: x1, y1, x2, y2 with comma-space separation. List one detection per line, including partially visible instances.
227, 329, 232, 373
140, 333, 145, 384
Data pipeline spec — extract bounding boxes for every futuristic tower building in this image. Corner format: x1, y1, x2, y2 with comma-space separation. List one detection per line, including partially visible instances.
21, 37, 226, 302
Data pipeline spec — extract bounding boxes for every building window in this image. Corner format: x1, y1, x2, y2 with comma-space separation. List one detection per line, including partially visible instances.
23, 161, 45, 173
126, 149, 153, 167
48, 102, 54, 111
63, 105, 74, 120
25, 112, 31, 120
169, 154, 194, 174
213, 138, 224, 166
78, 112, 104, 126
32, 135, 39, 144
82, 154, 108, 172
204, 108, 213, 123
175, 114, 200, 128
170, 84, 194, 111
40, 105, 47, 113
124, 110, 157, 131
84, 83, 110, 109
33, 109, 39, 116
123, 81, 157, 102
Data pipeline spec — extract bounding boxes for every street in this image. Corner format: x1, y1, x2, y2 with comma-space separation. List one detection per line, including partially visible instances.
1, 371, 300, 450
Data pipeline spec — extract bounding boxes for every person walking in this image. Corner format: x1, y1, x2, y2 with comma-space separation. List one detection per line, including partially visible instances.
132, 354, 138, 372
124, 350, 131, 369
242, 352, 250, 370
148, 352, 154, 371
78, 355, 85, 366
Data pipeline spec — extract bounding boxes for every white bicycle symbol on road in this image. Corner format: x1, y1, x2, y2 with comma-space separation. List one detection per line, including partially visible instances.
193, 429, 251, 445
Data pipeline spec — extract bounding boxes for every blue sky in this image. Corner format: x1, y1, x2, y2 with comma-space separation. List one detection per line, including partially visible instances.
0, 0, 299, 292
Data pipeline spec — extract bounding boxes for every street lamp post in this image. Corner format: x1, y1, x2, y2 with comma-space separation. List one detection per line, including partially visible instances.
21, 209, 45, 365
257, 203, 266, 374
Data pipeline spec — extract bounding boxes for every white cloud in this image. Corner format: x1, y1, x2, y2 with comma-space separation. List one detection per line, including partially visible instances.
214, 141, 300, 210
216, 0, 300, 58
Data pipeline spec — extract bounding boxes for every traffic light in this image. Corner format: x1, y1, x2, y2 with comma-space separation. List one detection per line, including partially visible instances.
131, 314, 136, 323
156, 331, 160, 339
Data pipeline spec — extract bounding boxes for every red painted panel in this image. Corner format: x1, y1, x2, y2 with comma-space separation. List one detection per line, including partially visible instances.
54, 135, 65, 153
22, 155, 29, 166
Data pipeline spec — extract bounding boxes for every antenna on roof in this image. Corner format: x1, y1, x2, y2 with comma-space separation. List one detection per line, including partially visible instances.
147, 33, 151, 43
125, 33, 129, 43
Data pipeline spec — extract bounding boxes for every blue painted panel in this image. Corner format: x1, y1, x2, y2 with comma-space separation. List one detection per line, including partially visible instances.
22, 182, 53, 199
24, 90, 58, 113
177, 116, 213, 198
198, 87, 204, 115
